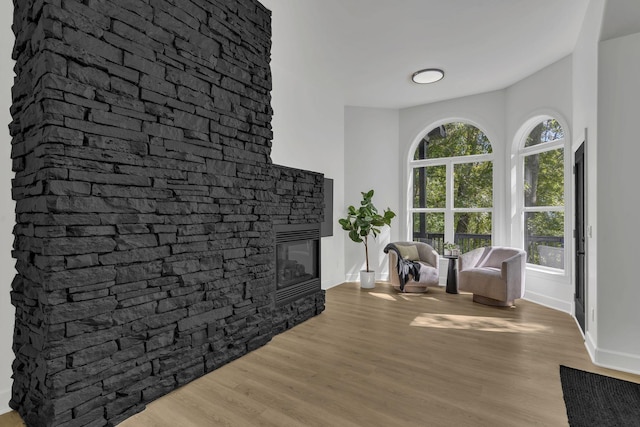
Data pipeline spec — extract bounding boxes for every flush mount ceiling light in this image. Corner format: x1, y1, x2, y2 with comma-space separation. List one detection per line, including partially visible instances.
411, 68, 445, 84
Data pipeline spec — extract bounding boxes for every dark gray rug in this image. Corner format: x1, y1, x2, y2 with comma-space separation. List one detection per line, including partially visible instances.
560, 365, 640, 427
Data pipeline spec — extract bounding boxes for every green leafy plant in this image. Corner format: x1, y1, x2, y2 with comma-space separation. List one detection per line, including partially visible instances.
444, 242, 458, 251
338, 190, 396, 272
444, 241, 460, 255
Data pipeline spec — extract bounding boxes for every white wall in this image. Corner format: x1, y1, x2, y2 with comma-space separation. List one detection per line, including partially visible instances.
573, 0, 605, 362
343, 107, 400, 281
505, 57, 573, 146
596, 31, 640, 374
505, 56, 574, 313
0, 1, 14, 414
259, 0, 346, 289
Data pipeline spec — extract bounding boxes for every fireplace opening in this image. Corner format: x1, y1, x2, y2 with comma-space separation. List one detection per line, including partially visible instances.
275, 223, 321, 305
277, 239, 317, 289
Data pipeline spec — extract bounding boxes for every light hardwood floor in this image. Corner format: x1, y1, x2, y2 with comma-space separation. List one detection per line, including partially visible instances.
3, 282, 640, 426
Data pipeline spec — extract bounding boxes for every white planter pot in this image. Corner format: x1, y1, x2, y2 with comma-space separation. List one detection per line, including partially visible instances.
360, 270, 376, 289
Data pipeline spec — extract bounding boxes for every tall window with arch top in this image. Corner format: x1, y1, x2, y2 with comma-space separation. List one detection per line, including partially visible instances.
410, 122, 493, 255
520, 118, 566, 269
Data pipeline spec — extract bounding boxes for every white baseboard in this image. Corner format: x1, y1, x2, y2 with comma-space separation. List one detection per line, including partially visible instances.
345, 275, 446, 286
0, 388, 11, 415
345, 273, 390, 282
585, 331, 597, 361
590, 345, 640, 376
575, 324, 640, 377
522, 290, 572, 314
321, 279, 343, 290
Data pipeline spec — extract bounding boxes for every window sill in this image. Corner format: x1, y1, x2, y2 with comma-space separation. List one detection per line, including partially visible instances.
526, 264, 567, 277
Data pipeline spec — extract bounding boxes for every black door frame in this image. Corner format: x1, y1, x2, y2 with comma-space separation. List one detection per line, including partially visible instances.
574, 142, 586, 333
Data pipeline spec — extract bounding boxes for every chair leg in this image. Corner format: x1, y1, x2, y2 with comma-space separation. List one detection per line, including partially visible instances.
472, 294, 514, 307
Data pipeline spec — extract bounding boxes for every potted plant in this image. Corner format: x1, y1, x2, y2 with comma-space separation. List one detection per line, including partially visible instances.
339, 190, 396, 289
444, 242, 459, 256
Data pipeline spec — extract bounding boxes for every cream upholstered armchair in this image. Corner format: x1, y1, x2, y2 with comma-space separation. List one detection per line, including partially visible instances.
458, 246, 526, 306
386, 241, 440, 293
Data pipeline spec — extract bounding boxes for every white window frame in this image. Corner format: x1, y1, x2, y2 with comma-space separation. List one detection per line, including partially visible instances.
516, 118, 570, 274
408, 128, 494, 250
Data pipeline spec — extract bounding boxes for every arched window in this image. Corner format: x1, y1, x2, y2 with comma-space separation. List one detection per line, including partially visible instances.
519, 118, 566, 269
409, 122, 493, 254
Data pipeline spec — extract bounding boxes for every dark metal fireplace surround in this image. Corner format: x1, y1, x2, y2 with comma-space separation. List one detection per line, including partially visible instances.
9, 1, 325, 426
275, 223, 321, 306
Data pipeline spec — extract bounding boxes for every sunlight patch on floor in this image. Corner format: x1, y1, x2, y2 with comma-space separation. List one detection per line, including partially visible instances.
398, 293, 440, 302
368, 292, 442, 302
410, 313, 551, 333
368, 292, 397, 301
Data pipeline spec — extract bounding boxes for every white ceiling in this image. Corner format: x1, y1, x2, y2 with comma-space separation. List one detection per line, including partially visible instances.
261, 0, 590, 109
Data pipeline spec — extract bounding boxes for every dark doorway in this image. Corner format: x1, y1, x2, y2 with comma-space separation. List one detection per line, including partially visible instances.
574, 142, 586, 333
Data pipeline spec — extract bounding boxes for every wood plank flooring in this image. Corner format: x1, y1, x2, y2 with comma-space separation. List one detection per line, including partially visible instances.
3, 282, 640, 426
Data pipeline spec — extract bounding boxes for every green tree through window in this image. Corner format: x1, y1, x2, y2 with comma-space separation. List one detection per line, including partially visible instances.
411, 123, 493, 254
520, 118, 566, 269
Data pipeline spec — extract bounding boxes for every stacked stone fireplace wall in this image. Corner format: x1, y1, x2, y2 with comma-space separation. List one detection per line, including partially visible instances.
9, 1, 324, 426
271, 165, 326, 335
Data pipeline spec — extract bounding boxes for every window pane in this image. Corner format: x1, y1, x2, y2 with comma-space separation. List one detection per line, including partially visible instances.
524, 148, 564, 207
524, 119, 564, 148
454, 212, 492, 253
413, 122, 492, 160
525, 211, 564, 268
413, 212, 444, 254
454, 161, 493, 208
413, 165, 446, 208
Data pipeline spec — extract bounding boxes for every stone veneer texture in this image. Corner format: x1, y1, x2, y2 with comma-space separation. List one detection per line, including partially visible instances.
7, 0, 323, 426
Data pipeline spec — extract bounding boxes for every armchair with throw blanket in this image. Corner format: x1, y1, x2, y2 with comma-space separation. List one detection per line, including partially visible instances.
384, 241, 440, 292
